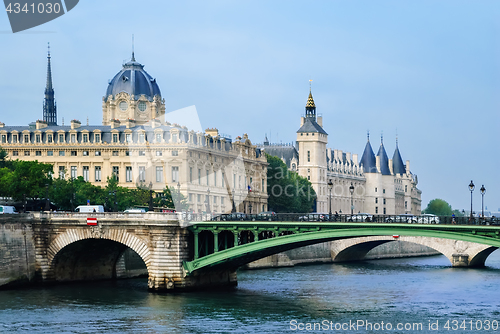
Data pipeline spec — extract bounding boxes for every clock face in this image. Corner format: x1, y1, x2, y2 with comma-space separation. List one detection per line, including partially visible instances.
119, 101, 128, 111
138, 101, 147, 112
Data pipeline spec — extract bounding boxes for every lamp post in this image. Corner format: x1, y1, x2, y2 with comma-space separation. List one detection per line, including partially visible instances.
469, 180, 475, 221
231, 189, 236, 213
480, 184, 486, 220
328, 179, 333, 217
249, 203, 252, 214
45, 183, 50, 211
206, 188, 211, 213
176, 181, 181, 209
148, 181, 154, 212
349, 182, 355, 215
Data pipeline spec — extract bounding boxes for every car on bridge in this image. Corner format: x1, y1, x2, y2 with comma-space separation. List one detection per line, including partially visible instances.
299, 213, 329, 221
348, 213, 373, 222
257, 211, 276, 221
418, 214, 440, 224
385, 214, 418, 223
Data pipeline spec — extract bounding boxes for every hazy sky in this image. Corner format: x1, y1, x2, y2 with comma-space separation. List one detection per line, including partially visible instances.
1, 1, 499, 212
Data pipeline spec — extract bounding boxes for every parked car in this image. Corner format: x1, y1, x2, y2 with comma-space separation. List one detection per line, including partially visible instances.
257, 211, 276, 221
418, 214, 440, 224
349, 213, 373, 222
226, 212, 247, 220
299, 213, 328, 221
386, 214, 417, 223
75, 205, 104, 213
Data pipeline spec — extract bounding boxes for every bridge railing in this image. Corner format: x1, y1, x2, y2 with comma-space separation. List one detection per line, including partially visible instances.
184, 212, 500, 226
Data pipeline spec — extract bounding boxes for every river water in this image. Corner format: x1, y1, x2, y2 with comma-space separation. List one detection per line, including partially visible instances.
1, 251, 500, 333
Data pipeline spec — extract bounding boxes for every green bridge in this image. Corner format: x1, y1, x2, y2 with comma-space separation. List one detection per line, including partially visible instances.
183, 220, 500, 275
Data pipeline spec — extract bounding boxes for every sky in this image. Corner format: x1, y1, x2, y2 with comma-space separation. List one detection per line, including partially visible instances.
1, 0, 499, 212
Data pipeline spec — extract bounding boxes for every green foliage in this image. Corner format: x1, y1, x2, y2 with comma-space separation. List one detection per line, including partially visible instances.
154, 187, 189, 211
1, 160, 53, 202
424, 198, 453, 216
266, 154, 316, 213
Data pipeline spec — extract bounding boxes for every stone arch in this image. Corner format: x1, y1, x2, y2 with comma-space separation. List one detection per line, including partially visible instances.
330, 236, 497, 267
46, 228, 151, 279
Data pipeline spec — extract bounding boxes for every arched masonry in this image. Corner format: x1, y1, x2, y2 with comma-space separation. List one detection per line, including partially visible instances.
330, 236, 497, 267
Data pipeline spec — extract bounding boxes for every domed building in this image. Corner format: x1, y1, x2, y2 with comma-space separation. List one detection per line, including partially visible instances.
102, 53, 165, 125
0, 47, 269, 214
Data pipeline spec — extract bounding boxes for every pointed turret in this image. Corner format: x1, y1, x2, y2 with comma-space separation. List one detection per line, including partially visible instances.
43, 43, 57, 125
297, 89, 327, 134
305, 90, 316, 119
377, 136, 391, 175
360, 133, 376, 173
392, 138, 406, 175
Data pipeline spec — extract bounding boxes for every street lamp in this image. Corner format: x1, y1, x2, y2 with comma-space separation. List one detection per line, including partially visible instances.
480, 184, 486, 220
206, 188, 211, 213
231, 189, 236, 213
469, 180, 475, 221
148, 181, 154, 212
176, 181, 181, 208
45, 183, 50, 211
349, 182, 355, 215
328, 179, 333, 217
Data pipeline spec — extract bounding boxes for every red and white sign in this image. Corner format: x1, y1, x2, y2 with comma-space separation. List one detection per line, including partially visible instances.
87, 217, 97, 226
392, 235, 400, 239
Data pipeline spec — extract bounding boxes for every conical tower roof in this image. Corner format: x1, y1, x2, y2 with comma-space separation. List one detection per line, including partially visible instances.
360, 137, 376, 173
392, 140, 406, 175
306, 91, 316, 108
377, 139, 391, 175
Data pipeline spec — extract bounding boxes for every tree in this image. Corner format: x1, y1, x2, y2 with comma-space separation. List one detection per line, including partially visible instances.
424, 198, 453, 216
154, 187, 189, 211
6, 160, 53, 202
266, 154, 316, 213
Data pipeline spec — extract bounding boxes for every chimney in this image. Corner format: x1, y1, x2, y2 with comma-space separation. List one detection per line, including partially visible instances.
205, 128, 219, 137
353, 154, 358, 165
317, 116, 323, 127
0, 122, 4, 128
110, 119, 120, 129
300, 116, 305, 127
70, 119, 81, 129
125, 119, 136, 129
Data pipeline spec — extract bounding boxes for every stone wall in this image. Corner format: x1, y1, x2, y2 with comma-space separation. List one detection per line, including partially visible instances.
0, 216, 36, 288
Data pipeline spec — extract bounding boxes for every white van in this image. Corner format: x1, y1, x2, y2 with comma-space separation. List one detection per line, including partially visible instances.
0, 205, 18, 214
75, 205, 104, 213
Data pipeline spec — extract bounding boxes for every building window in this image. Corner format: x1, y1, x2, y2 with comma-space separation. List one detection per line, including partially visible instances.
172, 166, 179, 183
172, 133, 177, 143
375, 187, 377, 192
58, 134, 64, 143
189, 152, 192, 157
197, 194, 202, 203
47, 151, 53, 156
156, 166, 163, 182
198, 169, 201, 185
71, 134, 76, 143
262, 178, 264, 190
125, 151, 130, 156
307, 151, 310, 162
59, 151, 65, 156
139, 151, 146, 156
189, 193, 193, 202
375, 207, 378, 214
214, 172, 217, 187
71, 151, 77, 156
83, 151, 89, 156
71, 166, 77, 179
383, 198, 386, 205
139, 166, 146, 182
308, 175, 310, 180
405, 201, 408, 209
156, 150, 162, 156
24, 151, 30, 156
59, 166, 65, 179
126, 134, 131, 143
35, 151, 41, 156
83, 134, 88, 143
94, 133, 100, 143
139, 133, 145, 143
95, 166, 101, 182
95, 150, 101, 156
112, 166, 119, 181
12, 150, 18, 156
221, 197, 224, 205
206, 169, 209, 186
405, 185, 407, 192
156, 133, 162, 143
1, 135, 5, 143
383, 189, 386, 194
222, 173, 225, 187
112, 151, 119, 156
189, 167, 193, 183
113, 133, 118, 143
47, 134, 52, 143
36, 134, 40, 143
83, 166, 89, 181
24, 134, 29, 143
172, 151, 178, 156
383, 207, 386, 214
126, 166, 132, 182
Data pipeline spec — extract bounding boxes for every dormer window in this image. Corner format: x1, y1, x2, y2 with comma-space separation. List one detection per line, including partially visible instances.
71, 134, 76, 143
138, 101, 147, 112
24, 134, 29, 143
113, 133, 118, 143
94, 133, 100, 143
83, 134, 88, 143
47, 134, 53, 143
12, 135, 18, 143
119, 101, 128, 111
59, 134, 64, 143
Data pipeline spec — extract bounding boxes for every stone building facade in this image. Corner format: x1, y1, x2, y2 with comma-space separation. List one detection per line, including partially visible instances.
0, 49, 268, 214
259, 90, 421, 215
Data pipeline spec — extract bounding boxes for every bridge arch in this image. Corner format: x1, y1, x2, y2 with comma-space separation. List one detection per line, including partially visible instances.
331, 236, 497, 267
46, 228, 151, 281
184, 227, 500, 274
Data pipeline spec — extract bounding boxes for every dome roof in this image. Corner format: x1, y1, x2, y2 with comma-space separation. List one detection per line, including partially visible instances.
106, 56, 161, 101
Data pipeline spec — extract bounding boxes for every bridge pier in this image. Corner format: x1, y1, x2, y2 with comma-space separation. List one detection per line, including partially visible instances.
451, 254, 469, 267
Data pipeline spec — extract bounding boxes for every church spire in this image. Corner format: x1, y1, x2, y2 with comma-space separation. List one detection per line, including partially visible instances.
43, 43, 57, 125
305, 81, 316, 119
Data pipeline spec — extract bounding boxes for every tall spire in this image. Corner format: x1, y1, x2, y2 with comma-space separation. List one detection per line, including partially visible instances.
43, 42, 57, 125
131, 34, 135, 62
305, 81, 316, 119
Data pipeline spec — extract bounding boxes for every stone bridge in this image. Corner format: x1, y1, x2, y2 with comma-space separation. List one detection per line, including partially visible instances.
1, 213, 499, 292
